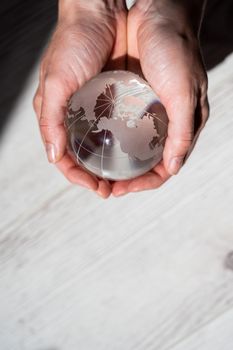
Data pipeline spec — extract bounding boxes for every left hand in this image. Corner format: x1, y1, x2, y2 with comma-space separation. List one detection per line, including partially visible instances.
112, 0, 209, 196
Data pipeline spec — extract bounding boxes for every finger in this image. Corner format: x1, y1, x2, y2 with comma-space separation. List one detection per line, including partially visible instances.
152, 160, 172, 181
33, 87, 42, 120
33, 65, 45, 120
184, 95, 209, 163
55, 152, 98, 191
127, 171, 168, 193
112, 179, 132, 197
112, 172, 165, 196
112, 161, 170, 196
161, 87, 197, 175
96, 179, 112, 199
39, 73, 74, 163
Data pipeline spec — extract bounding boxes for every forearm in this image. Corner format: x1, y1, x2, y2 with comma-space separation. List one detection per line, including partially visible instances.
135, 0, 207, 36
59, 0, 127, 20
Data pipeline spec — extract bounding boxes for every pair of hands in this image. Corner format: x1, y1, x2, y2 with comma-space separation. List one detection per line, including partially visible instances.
33, 0, 209, 198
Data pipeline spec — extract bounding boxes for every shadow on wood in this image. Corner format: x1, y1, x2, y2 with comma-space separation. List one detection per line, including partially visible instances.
201, 0, 233, 70
0, 0, 57, 140
0, 0, 232, 139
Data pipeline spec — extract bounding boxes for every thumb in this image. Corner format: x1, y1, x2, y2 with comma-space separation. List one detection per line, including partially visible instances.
39, 74, 75, 163
162, 91, 196, 175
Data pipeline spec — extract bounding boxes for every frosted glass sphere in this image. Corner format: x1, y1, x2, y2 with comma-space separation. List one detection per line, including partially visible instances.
65, 70, 168, 181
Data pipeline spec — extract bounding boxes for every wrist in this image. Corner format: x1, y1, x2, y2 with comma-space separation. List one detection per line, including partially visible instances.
59, 0, 126, 21
134, 0, 207, 37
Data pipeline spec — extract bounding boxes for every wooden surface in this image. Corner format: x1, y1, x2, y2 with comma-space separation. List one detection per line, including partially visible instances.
0, 51, 233, 349
1, 0, 233, 342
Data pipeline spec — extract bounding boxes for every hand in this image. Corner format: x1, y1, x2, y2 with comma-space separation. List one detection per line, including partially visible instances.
112, 0, 209, 196
33, 0, 127, 198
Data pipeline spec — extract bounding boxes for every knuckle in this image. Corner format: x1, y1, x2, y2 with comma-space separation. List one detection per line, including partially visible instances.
44, 73, 61, 89
33, 92, 41, 116
39, 116, 50, 128
200, 74, 208, 94
201, 103, 210, 129
32, 93, 38, 112
43, 72, 65, 96
168, 91, 196, 113
67, 177, 76, 185
39, 60, 47, 81
203, 103, 210, 120
43, 73, 67, 101
202, 70, 208, 84
172, 136, 193, 150
66, 171, 79, 186
39, 62, 45, 76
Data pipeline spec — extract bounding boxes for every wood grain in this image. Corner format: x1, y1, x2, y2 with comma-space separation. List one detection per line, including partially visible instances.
0, 33, 233, 350
172, 308, 233, 350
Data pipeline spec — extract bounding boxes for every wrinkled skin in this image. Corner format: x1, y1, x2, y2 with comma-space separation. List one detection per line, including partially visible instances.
113, 0, 209, 195
33, 0, 209, 198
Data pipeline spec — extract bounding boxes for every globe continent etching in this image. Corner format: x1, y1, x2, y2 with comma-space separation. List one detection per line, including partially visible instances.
65, 71, 168, 180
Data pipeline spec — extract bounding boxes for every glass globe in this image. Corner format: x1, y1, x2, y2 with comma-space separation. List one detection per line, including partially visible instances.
65, 70, 168, 181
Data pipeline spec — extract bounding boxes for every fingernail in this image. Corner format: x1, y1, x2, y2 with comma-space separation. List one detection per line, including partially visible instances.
45, 143, 57, 163
114, 190, 127, 197
128, 185, 140, 193
96, 193, 109, 200
168, 156, 184, 175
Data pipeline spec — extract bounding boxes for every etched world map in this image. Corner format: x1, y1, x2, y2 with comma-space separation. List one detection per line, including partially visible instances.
65, 71, 168, 180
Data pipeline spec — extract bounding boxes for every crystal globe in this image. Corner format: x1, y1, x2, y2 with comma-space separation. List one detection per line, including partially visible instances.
65, 70, 168, 181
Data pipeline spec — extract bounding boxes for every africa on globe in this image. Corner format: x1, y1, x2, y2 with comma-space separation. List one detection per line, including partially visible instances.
65, 70, 168, 181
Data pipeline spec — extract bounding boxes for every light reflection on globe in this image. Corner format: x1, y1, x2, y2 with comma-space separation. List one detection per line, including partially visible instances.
65, 70, 168, 181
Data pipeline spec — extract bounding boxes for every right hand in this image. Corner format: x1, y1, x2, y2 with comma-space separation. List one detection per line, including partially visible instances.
33, 0, 127, 198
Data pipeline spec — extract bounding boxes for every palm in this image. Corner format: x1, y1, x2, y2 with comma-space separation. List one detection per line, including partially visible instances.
45, 13, 126, 87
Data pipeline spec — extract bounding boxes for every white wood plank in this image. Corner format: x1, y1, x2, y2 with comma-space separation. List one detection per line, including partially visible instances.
171, 308, 233, 350
0, 51, 233, 350
0, 68, 71, 232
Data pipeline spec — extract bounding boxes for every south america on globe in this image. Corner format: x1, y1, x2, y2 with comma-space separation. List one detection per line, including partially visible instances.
65, 70, 168, 181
